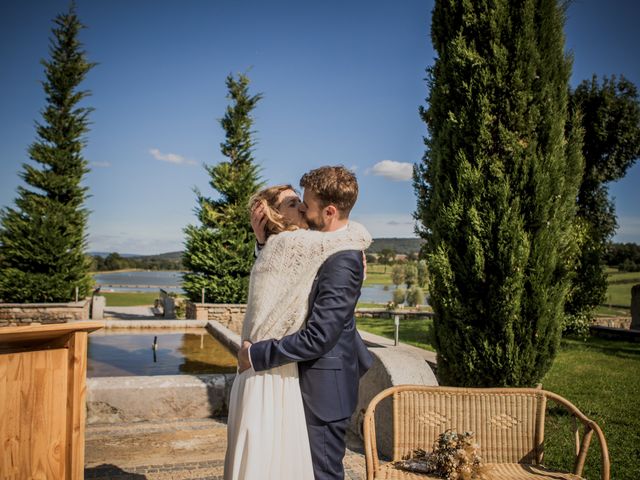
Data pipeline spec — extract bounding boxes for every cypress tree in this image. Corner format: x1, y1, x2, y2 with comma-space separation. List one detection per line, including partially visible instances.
414, 0, 583, 386
0, 5, 95, 303
182, 74, 263, 303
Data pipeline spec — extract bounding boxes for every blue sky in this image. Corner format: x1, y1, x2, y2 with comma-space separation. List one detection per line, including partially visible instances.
0, 0, 638, 254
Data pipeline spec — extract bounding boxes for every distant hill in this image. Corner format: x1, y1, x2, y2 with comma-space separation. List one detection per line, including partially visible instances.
89, 252, 139, 258
91, 240, 427, 260
129, 251, 183, 261
89, 251, 182, 260
367, 238, 425, 255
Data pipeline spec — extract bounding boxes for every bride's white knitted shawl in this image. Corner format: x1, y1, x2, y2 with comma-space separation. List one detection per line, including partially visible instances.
241, 221, 372, 343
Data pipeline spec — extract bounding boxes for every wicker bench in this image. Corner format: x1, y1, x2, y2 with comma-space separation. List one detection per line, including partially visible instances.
363, 385, 609, 480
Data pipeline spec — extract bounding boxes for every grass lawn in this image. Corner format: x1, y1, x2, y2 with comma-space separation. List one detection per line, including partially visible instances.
594, 305, 631, 317
356, 316, 435, 351
100, 292, 159, 306
603, 282, 634, 307
357, 302, 386, 309
363, 264, 393, 286
541, 337, 640, 480
602, 270, 639, 307
606, 271, 640, 282
355, 320, 639, 480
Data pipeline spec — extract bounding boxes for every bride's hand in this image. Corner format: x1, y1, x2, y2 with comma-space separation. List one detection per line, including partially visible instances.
238, 340, 253, 373
251, 202, 268, 245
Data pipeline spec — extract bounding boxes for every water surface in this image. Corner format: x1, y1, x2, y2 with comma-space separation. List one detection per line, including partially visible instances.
87, 328, 237, 377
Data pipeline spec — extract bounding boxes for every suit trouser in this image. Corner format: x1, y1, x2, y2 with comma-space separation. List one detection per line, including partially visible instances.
304, 403, 350, 480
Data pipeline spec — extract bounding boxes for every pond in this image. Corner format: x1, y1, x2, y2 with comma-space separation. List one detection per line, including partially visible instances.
93, 270, 396, 304
359, 284, 394, 304
93, 270, 184, 293
87, 328, 237, 377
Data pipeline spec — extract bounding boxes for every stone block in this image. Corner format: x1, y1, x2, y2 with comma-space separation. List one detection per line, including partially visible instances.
350, 347, 438, 458
91, 295, 106, 320
86, 374, 236, 424
162, 295, 176, 319
632, 284, 640, 330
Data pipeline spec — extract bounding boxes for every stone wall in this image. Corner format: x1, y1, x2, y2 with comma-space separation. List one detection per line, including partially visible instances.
186, 302, 246, 335
632, 284, 640, 330
0, 298, 91, 327
591, 316, 632, 329
352, 347, 438, 457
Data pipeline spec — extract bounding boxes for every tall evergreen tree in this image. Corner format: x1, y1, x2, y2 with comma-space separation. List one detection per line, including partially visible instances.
414, 0, 583, 386
0, 5, 95, 303
565, 75, 640, 328
182, 74, 263, 303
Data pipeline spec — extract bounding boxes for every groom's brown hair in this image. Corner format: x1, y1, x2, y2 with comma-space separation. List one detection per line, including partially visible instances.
300, 165, 358, 218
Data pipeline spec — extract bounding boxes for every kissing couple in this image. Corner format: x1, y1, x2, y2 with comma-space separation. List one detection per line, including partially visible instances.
224, 165, 374, 480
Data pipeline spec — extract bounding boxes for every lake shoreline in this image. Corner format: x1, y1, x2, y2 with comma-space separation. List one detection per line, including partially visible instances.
91, 268, 188, 275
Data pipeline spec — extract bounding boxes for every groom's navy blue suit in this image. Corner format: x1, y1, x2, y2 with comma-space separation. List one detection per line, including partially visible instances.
249, 249, 373, 480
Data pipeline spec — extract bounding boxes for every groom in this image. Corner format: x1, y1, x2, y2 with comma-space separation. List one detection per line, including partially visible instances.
238, 165, 373, 480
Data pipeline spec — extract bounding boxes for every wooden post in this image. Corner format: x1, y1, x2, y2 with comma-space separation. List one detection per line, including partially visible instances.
65, 331, 87, 479
394, 314, 400, 346
201, 288, 205, 305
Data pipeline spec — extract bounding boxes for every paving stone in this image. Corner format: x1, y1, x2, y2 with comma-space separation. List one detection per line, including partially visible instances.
86, 417, 367, 479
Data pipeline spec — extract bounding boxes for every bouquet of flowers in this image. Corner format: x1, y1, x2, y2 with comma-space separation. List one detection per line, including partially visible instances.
393, 430, 490, 480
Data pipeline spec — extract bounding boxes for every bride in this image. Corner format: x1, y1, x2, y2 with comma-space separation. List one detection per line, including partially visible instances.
223, 184, 371, 480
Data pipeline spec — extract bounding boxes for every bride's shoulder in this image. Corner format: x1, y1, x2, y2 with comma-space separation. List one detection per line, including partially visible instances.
346, 221, 369, 236
264, 222, 371, 250
263, 228, 321, 249
342, 221, 372, 246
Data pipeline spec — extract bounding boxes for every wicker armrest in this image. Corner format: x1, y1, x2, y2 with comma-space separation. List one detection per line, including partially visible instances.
541, 391, 610, 479
363, 387, 390, 479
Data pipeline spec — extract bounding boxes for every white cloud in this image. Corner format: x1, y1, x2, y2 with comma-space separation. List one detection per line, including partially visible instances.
367, 160, 414, 181
90, 161, 111, 168
149, 148, 197, 166
387, 220, 413, 226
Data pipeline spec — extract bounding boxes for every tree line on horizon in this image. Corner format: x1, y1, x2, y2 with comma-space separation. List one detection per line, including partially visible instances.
0, 2, 639, 389
83, 236, 640, 274
85, 238, 640, 274
89, 252, 183, 272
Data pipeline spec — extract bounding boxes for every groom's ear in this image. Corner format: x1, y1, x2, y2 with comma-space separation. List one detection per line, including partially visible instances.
324, 204, 338, 219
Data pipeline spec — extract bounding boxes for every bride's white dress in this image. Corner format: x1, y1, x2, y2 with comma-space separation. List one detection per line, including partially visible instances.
223, 222, 371, 480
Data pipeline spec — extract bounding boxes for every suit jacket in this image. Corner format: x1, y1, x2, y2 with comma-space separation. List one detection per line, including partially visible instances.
249, 249, 373, 422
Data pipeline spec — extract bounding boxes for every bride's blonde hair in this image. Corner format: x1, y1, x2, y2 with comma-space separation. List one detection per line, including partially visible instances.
248, 184, 300, 238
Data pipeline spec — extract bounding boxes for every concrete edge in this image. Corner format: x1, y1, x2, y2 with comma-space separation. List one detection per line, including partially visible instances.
86, 373, 236, 425
104, 319, 208, 328
206, 320, 241, 354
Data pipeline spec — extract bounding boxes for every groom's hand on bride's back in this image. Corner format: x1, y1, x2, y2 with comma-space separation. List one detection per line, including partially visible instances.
238, 340, 253, 373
